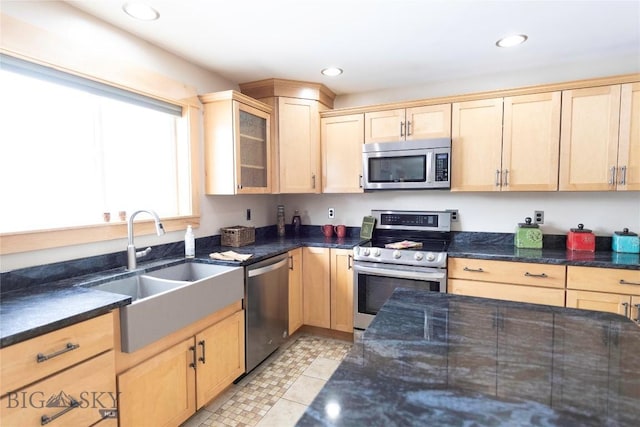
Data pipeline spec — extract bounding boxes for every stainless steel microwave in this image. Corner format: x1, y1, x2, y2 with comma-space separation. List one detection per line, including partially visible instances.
362, 138, 451, 190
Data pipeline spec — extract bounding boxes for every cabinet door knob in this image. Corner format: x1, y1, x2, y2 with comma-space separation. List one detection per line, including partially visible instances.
621, 302, 629, 317
619, 166, 627, 185
609, 166, 616, 185
189, 345, 197, 369
198, 340, 206, 364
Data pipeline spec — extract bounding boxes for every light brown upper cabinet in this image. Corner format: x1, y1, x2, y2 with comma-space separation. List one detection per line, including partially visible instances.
618, 82, 640, 191
321, 113, 365, 193
240, 79, 336, 194
452, 92, 561, 191
560, 83, 640, 191
200, 91, 272, 194
451, 98, 504, 191
364, 104, 451, 144
502, 92, 561, 191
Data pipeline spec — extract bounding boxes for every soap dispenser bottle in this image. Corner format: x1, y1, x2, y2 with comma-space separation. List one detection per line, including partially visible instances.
185, 225, 195, 258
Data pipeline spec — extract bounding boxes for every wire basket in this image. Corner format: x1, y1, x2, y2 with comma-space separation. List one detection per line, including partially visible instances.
220, 225, 255, 247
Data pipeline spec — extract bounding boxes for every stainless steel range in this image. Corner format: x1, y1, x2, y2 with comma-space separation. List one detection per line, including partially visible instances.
353, 210, 451, 330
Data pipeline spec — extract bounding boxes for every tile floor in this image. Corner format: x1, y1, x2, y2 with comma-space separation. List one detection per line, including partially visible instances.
181, 334, 353, 427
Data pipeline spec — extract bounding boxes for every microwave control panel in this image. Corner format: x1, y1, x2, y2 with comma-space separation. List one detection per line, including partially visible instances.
435, 153, 449, 182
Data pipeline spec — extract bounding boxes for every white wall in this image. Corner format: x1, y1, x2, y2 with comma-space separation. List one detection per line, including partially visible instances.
334, 55, 640, 109
282, 192, 640, 237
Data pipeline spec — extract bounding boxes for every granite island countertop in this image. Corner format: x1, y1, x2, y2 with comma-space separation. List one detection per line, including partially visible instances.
297, 289, 640, 426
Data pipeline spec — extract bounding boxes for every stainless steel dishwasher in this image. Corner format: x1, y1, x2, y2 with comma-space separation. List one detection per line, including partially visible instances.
244, 253, 289, 373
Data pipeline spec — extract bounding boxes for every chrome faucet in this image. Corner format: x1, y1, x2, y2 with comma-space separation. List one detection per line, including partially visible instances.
127, 209, 165, 270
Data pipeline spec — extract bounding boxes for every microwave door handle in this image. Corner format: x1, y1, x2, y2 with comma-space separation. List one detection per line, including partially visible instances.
426, 151, 433, 183
354, 264, 446, 281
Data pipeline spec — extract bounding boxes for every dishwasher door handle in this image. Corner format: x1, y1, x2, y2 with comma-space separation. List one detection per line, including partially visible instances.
247, 258, 289, 277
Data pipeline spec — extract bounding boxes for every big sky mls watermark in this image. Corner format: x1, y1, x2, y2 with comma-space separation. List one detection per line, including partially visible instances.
5, 389, 119, 422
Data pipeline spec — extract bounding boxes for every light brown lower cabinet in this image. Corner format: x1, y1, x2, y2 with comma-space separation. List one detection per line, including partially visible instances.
117, 308, 245, 427
566, 266, 640, 322
448, 258, 566, 307
302, 247, 331, 328
302, 247, 354, 332
330, 248, 354, 332
288, 248, 304, 335
1, 351, 117, 427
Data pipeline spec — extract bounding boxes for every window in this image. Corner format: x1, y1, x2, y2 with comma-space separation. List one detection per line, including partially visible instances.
0, 55, 198, 251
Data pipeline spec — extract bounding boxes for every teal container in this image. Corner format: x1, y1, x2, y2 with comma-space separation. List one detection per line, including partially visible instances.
612, 228, 640, 253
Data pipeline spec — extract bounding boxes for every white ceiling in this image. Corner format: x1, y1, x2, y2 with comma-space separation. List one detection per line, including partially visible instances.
66, 0, 640, 96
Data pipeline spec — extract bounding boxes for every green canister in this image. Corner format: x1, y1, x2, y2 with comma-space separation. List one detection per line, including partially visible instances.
515, 217, 543, 249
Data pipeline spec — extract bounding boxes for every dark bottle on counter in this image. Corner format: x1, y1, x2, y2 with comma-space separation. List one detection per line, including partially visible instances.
277, 205, 285, 237
292, 210, 301, 235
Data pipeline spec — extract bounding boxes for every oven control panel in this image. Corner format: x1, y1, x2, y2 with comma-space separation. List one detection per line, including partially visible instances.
372, 210, 451, 232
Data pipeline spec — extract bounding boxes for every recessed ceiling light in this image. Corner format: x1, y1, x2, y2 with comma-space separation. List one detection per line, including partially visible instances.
321, 67, 343, 77
122, 2, 160, 21
496, 34, 528, 48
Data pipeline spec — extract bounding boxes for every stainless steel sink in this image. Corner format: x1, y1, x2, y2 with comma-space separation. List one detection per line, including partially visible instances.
89, 262, 244, 353
90, 274, 185, 301
144, 262, 238, 282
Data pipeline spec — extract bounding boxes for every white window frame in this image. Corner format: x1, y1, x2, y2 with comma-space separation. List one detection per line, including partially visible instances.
0, 54, 201, 255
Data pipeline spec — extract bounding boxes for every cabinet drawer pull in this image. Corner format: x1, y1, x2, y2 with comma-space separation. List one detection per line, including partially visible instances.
463, 267, 484, 273
495, 169, 501, 187
41, 398, 80, 425
524, 272, 548, 278
37, 343, 79, 363
619, 279, 640, 286
406, 121, 412, 136
400, 121, 405, 137
288, 255, 294, 270
634, 304, 640, 325
189, 345, 196, 369
311, 174, 316, 189
348, 254, 353, 270
503, 169, 509, 186
198, 340, 206, 364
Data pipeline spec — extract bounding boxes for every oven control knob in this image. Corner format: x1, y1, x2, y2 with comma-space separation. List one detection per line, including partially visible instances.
372, 248, 381, 257
414, 252, 424, 261
393, 250, 402, 259
362, 248, 371, 257
425, 252, 436, 262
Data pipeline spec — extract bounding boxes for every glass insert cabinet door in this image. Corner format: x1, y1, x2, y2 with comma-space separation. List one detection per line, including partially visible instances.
234, 101, 271, 193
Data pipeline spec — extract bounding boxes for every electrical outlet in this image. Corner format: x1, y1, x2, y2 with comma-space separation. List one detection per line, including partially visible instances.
246, 209, 251, 221
328, 208, 335, 219
534, 210, 544, 225
446, 209, 459, 222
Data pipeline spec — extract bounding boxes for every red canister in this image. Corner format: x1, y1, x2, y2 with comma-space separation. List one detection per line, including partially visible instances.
567, 223, 595, 252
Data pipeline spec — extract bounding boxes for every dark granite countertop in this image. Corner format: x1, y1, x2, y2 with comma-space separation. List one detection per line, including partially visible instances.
0, 234, 362, 348
2, 229, 637, 349
298, 289, 640, 426
448, 243, 640, 270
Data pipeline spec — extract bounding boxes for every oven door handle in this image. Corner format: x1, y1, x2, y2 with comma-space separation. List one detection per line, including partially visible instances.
353, 263, 446, 281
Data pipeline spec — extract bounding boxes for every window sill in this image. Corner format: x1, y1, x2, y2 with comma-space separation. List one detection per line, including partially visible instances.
0, 216, 200, 255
